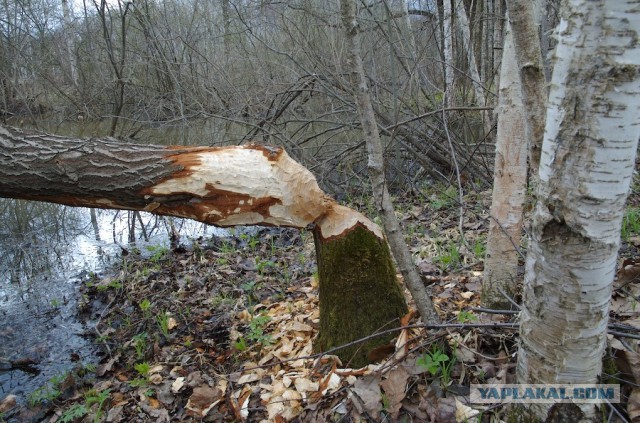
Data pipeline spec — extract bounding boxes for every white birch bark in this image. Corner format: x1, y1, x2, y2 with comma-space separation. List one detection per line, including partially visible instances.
505, 0, 547, 172
442, 0, 455, 106
453, 0, 493, 137
453, 0, 486, 108
482, 20, 527, 309
61, 0, 79, 89
517, 0, 640, 419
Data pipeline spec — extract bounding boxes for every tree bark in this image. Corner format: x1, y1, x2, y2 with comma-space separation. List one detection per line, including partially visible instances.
0, 124, 408, 367
61, 0, 79, 89
482, 20, 527, 309
504, 0, 547, 173
442, 0, 455, 107
340, 0, 439, 325
517, 0, 640, 419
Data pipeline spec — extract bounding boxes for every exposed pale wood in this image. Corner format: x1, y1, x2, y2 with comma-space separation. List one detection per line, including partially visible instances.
0, 125, 375, 239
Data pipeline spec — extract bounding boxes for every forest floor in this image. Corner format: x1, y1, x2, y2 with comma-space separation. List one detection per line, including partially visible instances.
4, 183, 640, 422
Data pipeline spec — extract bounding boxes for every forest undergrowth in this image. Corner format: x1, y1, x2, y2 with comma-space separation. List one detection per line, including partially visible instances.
8, 181, 640, 423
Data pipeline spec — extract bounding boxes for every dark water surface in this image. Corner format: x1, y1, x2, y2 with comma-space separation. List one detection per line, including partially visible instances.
0, 206, 222, 407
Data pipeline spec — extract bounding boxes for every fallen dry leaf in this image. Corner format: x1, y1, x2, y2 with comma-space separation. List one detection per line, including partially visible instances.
455, 398, 480, 422
351, 374, 382, 417
380, 365, 410, 419
96, 353, 121, 377
171, 377, 186, 393
294, 377, 319, 393
616, 261, 640, 289
148, 373, 163, 385
0, 395, 16, 413
614, 349, 640, 384
436, 397, 458, 423
185, 386, 223, 417
629, 388, 640, 422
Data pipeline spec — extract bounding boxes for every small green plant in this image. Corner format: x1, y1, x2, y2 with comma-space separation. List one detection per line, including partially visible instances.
28, 374, 65, 406
457, 310, 478, 323
210, 292, 235, 308
430, 185, 458, 210
219, 240, 235, 254
622, 207, 640, 242
381, 392, 391, 413
233, 337, 247, 352
240, 232, 260, 250
248, 235, 259, 250
434, 241, 461, 270
96, 334, 110, 343
96, 279, 123, 291
84, 389, 111, 423
130, 362, 151, 388
29, 385, 60, 406
472, 237, 486, 259
146, 245, 168, 263
417, 346, 456, 386
157, 312, 170, 337
139, 298, 152, 318
241, 280, 259, 306
50, 298, 61, 308
129, 377, 149, 388
193, 241, 205, 261
134, 362, 151, 376
247, 313, 274, 347
256, 259, 276, 274
59, 404, 88, 423
241, 280, 257, 293
132, 332, 148, 360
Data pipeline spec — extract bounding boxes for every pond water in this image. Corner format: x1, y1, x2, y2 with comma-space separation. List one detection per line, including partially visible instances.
0, 117, 286, 411
0, 203, 224, 407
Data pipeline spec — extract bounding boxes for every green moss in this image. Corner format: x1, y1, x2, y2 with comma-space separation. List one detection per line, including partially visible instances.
506, 405, 542, 423
313, 225, 408, 367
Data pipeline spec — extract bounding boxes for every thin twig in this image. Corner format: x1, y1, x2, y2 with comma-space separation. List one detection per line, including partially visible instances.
497, 287, 521, 310
607, 329, 640, 341
472, 307, 520, 315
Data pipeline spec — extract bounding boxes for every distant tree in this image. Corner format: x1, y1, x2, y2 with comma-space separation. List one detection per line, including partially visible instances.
339, 0, 439, 324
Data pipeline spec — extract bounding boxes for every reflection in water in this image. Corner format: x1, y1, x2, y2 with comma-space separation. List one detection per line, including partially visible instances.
0, 199, 224, 406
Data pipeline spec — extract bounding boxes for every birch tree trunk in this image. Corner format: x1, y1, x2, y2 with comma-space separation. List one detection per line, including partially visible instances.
442, 0, 455, 106
481, 20, 527, 309
61, 0, 79, 89
0, 124, 408, 367
504, 0, 547, 172
517, 0, 640, 419
453, 0, 492, 136
453, 0, 486, 108
339, 0, 439, 325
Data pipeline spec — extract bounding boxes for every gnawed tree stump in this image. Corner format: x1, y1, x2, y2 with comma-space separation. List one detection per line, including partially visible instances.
0, 125, 408, 366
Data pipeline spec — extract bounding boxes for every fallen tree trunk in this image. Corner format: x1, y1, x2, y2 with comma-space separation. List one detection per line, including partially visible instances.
0, 125, 409, 367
